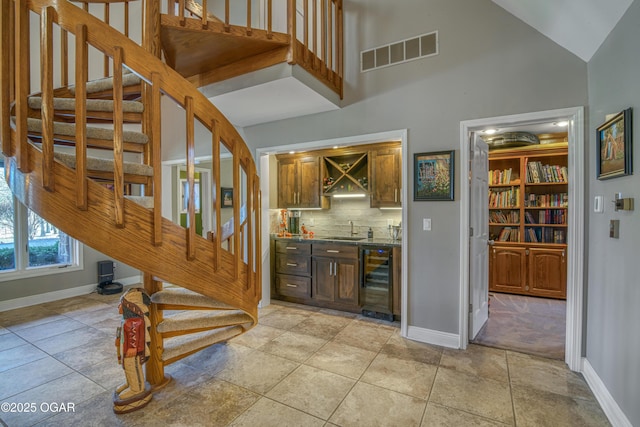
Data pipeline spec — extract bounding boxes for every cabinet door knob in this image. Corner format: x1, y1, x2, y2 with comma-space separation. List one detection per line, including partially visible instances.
286, 284, 298, 288
286, 263, 298, 266
327, 250, 340, 253
286, 247, 298, 250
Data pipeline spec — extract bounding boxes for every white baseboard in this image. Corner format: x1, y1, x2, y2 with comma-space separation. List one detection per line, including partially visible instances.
0, 275, 142, 312
582, 358, 632, 427
407, 325, 460, 349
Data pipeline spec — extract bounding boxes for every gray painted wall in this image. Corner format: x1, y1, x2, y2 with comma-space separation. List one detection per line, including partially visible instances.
0, 245, 139, 302
587, 1, 640, 424
243, 0, 588, 332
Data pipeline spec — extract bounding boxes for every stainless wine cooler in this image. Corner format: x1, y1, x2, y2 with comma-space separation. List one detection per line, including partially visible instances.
360, 246, 393, 321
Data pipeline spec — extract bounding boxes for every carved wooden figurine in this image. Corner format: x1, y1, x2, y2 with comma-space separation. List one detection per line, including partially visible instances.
113, 288, 152, 414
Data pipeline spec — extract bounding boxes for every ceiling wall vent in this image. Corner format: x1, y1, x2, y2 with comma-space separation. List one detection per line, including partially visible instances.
361, 31, 438, 73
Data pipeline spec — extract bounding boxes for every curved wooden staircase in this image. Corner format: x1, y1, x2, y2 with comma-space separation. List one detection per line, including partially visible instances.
1, 0, 261, 389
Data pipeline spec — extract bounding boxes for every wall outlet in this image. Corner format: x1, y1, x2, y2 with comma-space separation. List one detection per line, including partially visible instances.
423, 218, 431, 231
308, 218, 315, 226
387, 219, 394, 226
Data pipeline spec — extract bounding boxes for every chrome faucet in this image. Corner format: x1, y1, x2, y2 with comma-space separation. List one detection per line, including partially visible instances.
348, 220, 356, 235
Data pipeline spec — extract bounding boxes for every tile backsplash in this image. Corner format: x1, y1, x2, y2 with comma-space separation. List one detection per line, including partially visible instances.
269, 198, 402, 239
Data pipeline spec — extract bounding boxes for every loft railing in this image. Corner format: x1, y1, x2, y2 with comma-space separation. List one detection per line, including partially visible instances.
164, 0, 343, 97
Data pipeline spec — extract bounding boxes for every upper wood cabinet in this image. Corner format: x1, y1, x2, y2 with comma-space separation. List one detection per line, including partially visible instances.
371, 145, 402, 207
277, 155, 328, 209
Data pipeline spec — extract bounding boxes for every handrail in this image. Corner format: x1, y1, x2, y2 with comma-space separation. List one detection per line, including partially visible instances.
2, 0, 261, 307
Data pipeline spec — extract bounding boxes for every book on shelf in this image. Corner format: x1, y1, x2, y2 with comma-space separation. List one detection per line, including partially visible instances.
526, 161, 568, 183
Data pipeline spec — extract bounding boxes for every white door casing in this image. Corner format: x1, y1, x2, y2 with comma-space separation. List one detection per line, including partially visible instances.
469, 133, 489, 339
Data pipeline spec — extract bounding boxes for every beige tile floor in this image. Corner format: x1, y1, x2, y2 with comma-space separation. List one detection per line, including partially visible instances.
0, 290, 610, 427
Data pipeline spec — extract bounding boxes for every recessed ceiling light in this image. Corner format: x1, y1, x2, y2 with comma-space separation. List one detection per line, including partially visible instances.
333, 146, 339, 149
483, 128, 498, 135
554, 121, 568, 127
289, 151, 295, 154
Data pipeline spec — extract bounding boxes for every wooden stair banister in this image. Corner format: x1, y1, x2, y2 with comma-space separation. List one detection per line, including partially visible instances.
1, 0, 262, 396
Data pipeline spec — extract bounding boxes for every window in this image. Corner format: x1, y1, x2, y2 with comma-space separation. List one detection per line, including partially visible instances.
0, 160, 81, 280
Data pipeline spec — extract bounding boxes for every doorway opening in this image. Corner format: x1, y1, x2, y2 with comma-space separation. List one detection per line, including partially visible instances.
256, 129, 410, 337
459, 107, 585, 371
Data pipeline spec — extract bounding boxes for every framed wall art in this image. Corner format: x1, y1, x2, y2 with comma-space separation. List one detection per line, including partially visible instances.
597, 108, 632, 180
414, 150, 455, 201
221, 187, 233, 208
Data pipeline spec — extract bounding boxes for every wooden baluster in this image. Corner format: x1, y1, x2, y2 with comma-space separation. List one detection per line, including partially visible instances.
312, 0, 317, 67
303, 0, 308, 62
1, 0, 13, 156
112, 47, 125, 228
60, 29, 68, 87
185, 96, 196, 260
82, 2, 88, 12
104, 3, 110, 77
14, 0, 29, 172
321, 0, 326, 72
246, 0, 252, 35
201, 0, 208, 28
212, 119, 221, 271
166, 0, 174, 16
266, 0, 272, 39
224, 0, 230, 32
338, 0, 343, 78
75, 24, 88, 210
328, 0, 332, 71
144, 0, 162, 57
232, 144, 240, 278
246, 172, 254, 290
41, 7, 54, 192
178, 0, 185, 25
287, 0, 295, 63
151, 73, 162, 246
124, 1, 129, 38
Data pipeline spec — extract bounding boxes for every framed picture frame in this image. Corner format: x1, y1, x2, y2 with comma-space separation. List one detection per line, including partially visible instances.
414, 150, 455, 201
597, 108, 633, 180
221, 187, 233, 208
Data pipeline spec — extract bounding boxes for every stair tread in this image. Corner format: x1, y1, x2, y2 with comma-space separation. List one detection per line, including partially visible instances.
53, 151, 153, 177
28, 97, 144, 113
158, 310, 252, 333
162, 326, 245, 362
69, 72, 142, 95
151, 288, 235, 309
124, 195, 154, 209
26, 117, 148, 145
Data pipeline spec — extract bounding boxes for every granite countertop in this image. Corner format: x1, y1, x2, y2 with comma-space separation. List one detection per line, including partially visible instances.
271, 234, 401, 247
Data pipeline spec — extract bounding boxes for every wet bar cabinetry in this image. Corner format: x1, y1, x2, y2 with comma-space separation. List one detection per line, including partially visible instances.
271, 238, 401, 314
488, 142, 568, 299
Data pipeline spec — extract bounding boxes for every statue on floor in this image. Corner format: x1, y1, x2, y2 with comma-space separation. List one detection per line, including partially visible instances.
113, 288, 153, 414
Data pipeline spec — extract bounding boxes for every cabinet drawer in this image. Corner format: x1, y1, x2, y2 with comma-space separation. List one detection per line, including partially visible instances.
275, 274, 311, 298
312, 243, 358, 259
275, 254, 311, 276
275, 240, 311, 255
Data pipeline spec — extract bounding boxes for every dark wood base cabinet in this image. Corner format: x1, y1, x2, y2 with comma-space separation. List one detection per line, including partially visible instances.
489, 245, 566, 299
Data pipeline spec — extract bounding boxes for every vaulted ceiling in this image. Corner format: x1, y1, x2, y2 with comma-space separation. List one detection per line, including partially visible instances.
492, 0, 633, 62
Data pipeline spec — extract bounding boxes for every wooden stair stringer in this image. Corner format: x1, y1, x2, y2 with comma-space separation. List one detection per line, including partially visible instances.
4, 144, 258, 323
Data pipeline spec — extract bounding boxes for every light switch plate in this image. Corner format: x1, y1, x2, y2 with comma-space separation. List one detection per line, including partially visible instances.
423, 218, 431, 231
594, 196, 604, 213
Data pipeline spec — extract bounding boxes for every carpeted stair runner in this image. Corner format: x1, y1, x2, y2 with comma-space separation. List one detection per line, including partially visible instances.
69, 71, 142, 95
53, 151, 153, 176
151, 288, 237, 310
162, 325, 245, 362
158, 309, 252, 334
26, 117, 149, 145
28, 97, 144, 114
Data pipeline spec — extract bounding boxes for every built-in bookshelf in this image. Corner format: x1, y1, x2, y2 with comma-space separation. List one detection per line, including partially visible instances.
488, 140, 568, 299
488, 145, 568, 246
